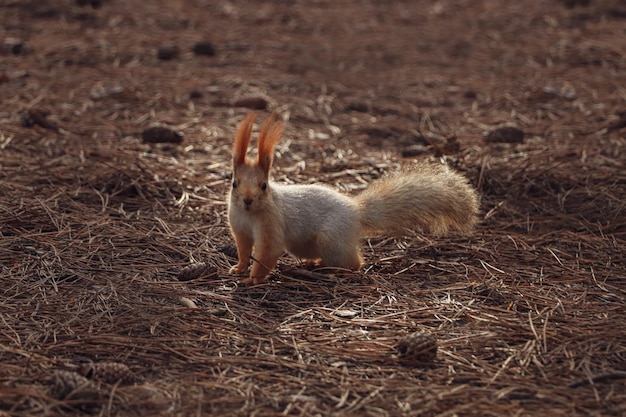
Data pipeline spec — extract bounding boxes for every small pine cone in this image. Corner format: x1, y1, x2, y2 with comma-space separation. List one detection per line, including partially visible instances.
141, 126, 183, 144
220, 244, 238, 259
48, 370, 101, 401
397, 331, 438, 364
78, 362, 138, 385
177, 263, 217, 281
233, 96, 269, 111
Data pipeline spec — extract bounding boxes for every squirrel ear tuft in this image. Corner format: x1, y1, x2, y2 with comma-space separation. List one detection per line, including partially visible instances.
233, 112, 257, 166
257, 113, 284, 174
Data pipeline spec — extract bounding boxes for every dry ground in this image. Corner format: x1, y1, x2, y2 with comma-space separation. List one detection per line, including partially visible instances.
1, 0, 625, 416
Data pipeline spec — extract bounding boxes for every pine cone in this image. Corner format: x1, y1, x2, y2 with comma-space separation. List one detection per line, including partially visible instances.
78, 362, 138, 385
141, 126, 183, 144
397, 331, 438, 364
220, 244, 238, 259
48, 370, 102, 402
177, 263, 217, 281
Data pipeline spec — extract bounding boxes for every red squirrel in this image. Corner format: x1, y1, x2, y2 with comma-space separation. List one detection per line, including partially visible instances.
227, 112, 479, 285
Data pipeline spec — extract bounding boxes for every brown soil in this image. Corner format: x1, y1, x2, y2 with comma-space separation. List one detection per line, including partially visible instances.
1, 0, 625, 416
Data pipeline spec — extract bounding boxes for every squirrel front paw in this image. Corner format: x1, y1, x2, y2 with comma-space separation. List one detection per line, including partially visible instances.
241, 275, 269, 286
229, 263, 248, 275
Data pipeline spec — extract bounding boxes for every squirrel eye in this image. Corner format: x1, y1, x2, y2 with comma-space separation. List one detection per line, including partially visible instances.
232, 180, 238, 189
261, 182, 267, 191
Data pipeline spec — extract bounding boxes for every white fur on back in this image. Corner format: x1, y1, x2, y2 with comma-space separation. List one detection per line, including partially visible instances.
271, 184, 360, 260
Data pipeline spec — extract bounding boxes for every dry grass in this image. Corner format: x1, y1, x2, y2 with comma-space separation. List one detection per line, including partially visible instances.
1, 0, 625, 416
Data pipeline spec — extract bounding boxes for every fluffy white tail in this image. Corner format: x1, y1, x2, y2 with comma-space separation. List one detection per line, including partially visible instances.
355, 164, 479, 236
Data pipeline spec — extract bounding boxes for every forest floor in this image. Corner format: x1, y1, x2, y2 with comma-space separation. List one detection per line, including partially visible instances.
1, 0, 625, 416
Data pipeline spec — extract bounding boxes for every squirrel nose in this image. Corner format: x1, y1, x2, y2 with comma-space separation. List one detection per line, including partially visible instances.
243, 197, 253, 207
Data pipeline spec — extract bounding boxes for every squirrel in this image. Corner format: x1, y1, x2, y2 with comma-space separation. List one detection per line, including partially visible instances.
227, 112, 480, 285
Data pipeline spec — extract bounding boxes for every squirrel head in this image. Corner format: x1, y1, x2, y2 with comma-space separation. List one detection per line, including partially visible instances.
230, 112, 284, 212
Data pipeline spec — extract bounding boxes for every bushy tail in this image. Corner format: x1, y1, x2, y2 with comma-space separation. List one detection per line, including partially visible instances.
355, 164, 479, 237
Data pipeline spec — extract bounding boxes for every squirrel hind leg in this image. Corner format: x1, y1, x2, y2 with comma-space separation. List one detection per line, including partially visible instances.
301, 259, 323, 268
320, 247, 363, 271
312, 231, 363, 271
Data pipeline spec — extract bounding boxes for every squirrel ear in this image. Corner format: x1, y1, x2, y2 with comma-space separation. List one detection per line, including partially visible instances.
257, 113, 284, 174
232, 112, 257, 167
